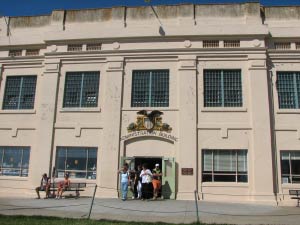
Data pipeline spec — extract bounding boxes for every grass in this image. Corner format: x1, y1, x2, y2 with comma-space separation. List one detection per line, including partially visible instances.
0, 215, 219, 225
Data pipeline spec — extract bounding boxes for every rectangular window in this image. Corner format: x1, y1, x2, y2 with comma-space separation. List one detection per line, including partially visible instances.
131, 70, 169, 107
9, 50, 22, 57
203, 40, 219, 48
274, 42, 291, 50
277, 72, 300, 109
0, 147, 30, 177
63, 72, 100, 108
55, 147, 97, 180
25, 49, 40, 56
281, 151, 300, 184
67, 44, 82, 52
3, 76, 37, 110
204, 69, 242, 107
86, 43, 101, 51
224, 40, 240, 48
202, 149, 248, 183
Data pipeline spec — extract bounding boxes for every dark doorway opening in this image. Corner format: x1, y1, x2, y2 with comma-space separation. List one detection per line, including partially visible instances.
134, 157, 162, 171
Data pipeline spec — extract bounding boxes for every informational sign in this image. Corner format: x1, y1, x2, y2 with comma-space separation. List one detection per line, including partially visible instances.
121, 130, 178, 142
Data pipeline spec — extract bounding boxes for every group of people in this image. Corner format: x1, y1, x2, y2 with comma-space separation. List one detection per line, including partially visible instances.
118, 163, 162, 201
35, 173, 70, 199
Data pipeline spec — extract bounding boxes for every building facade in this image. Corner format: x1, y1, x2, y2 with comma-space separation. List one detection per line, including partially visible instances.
0, 2, 299, 205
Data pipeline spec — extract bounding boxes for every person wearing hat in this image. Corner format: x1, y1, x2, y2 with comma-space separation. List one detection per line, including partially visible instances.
152, 163, 162, 200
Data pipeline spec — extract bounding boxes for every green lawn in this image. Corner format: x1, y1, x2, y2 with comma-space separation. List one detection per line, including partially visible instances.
0, 215, 219, 225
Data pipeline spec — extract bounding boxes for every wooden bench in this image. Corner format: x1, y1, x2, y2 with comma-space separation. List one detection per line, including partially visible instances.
49, 182, 87, 198
289, 189, 300, 207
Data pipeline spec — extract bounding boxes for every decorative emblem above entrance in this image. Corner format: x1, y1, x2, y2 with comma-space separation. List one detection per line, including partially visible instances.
127, 110, 172, 132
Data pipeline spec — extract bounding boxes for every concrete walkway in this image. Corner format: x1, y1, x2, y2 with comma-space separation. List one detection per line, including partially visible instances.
0, 197, 299, 224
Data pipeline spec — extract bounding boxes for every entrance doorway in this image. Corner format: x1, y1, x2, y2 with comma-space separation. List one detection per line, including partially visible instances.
134, 157, 162, 171
120, 156, 176, 199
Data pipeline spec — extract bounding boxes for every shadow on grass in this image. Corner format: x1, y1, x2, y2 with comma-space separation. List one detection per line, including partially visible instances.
0, 215, 224, 225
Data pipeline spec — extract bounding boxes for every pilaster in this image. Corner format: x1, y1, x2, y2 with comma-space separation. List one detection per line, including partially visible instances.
177, 55, 197, 200
97, 57, 124, 198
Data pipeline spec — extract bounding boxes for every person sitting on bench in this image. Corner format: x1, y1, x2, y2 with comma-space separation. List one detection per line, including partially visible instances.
35, 173, 50, 199
56, 173, 70, 199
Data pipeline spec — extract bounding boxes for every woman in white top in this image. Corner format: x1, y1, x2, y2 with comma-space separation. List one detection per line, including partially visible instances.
118, 163, 130, 201
140, 163, 153, 200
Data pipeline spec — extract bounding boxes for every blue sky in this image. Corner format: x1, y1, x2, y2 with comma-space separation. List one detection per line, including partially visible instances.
1, 0, 300, 16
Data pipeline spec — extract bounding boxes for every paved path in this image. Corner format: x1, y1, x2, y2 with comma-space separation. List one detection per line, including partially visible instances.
0, 197, 299, 224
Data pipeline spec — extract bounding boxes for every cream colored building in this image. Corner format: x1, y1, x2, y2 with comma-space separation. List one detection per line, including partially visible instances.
0, 2, 299, 205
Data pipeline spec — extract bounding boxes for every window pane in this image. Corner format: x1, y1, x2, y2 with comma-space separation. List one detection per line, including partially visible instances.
66, 148, 87, 171
22, 148, 30, 168
204, 70, 222, 107
277, 72, 297, 109
3, 77, 21, 109
214, 150, 236, 172
223, 70, 242, 107
214, 175, 236, 182
291, 152, 300, 175
202, 174, 212, 182
56, 148, 66, 171
19, 76, 37, 109
203, 150, 212, 172
81, 72, 100, 107
87, 148, 97, 171
63, 73, 82, 107
237, 150, 247, 172
151, 70, 169, 107
281, 152, 290, 175
237, 175, 248, 182
3, 148, 22, 168
0, 148, 3, 167
131, 71, 150, 107
68, 171, 86, 179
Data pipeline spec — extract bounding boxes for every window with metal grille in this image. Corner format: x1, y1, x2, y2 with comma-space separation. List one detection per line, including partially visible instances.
67, 44, 82, 52
296, 43, 300, 50
0, 147, 30, 177
281, 151, 300, 184
63, 71, 100, 108
56, 147, 97, 179
131, 70, 169, 107
8, 50, 22, 57
202, 149, 248, 183
224, 40, 240, 48
25, 49, 40, 56
203, 40, 219, 48
274, 42, 291, 50
277, 72, 300, 109
86, 43, 101, 51
204, 69, 242, 107
3, 76, 37, 110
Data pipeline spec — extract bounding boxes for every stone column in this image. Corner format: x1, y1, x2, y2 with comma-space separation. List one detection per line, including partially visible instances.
177, 55, 198, 200
248, 54, 276, 203
97, 57, 124, 198
32, 58, 60, 185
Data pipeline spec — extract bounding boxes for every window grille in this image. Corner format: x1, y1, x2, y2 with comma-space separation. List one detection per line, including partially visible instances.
296, 43, 300, 50
224, 40, 240, 48
281, 151, 300, 184
277, 72, 300, 109
202, 149, 248, 183
203, 40, 219, 48
25, 49, 40, 56
274, 42, 291, 50
8, 50, 22, 57
86, 43, 101, 51
131, 70, 169, 107
67, 44, 83, 52
204, 69, 242, 107
3, 76, 37, 110
56, 147, 97, 179
0, 147, 30, 177
63, 71, 100, 108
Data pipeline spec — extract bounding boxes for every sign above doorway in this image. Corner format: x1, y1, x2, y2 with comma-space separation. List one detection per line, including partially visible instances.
127, 110, 172, 132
